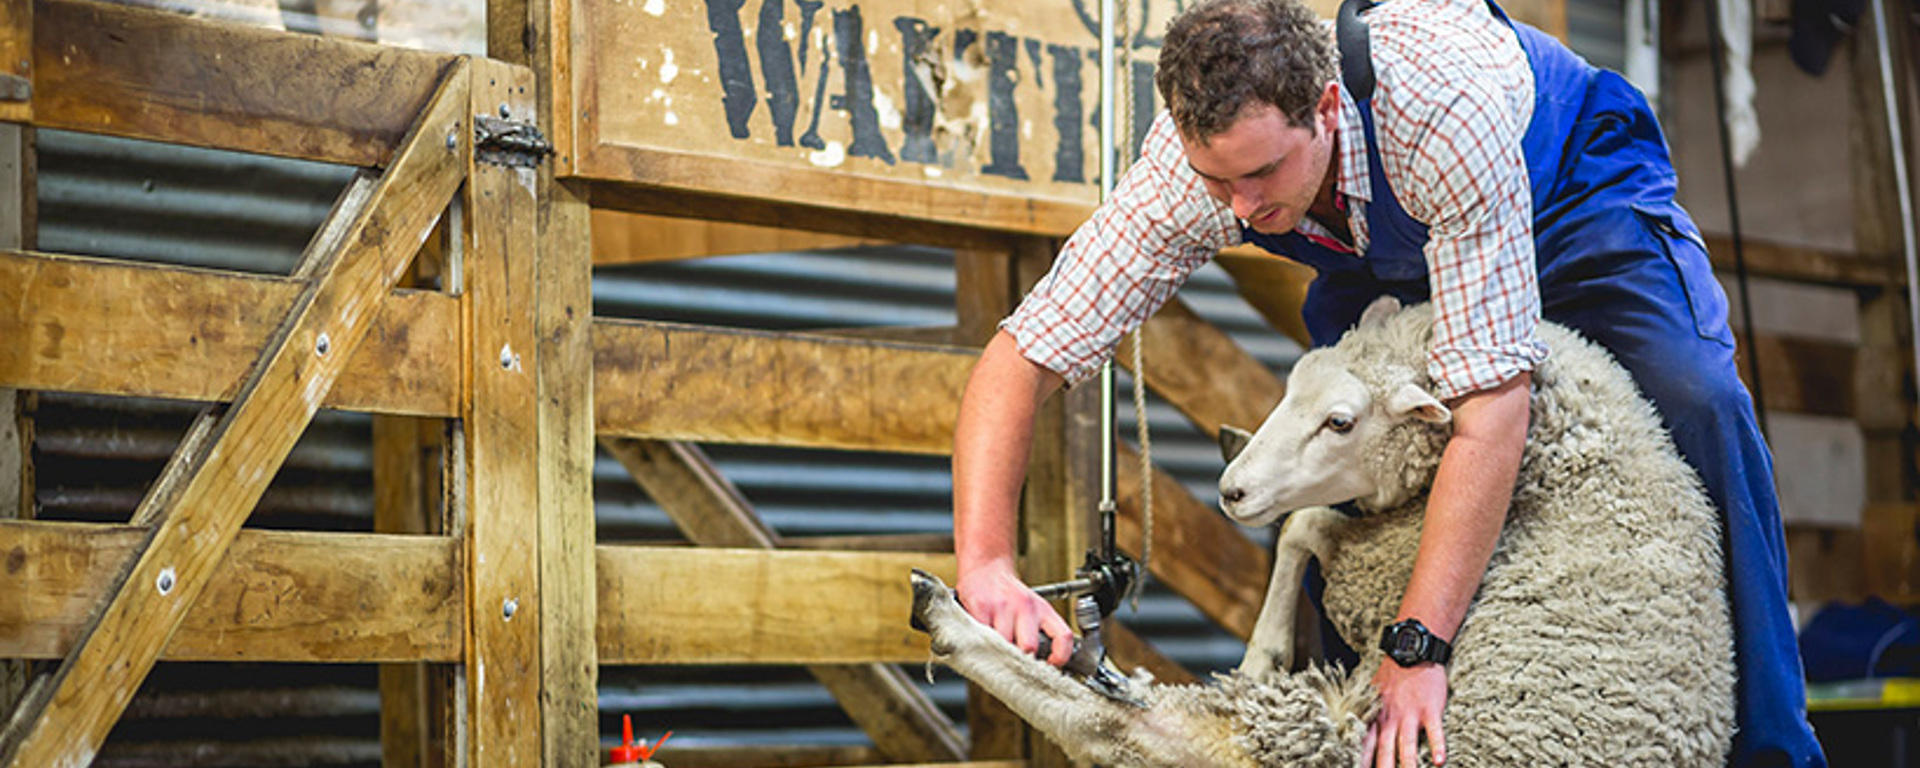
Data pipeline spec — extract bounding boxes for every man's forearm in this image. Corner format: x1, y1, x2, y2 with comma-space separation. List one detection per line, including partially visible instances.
953, 331, 1064, 576
1394, 372, 1531, 639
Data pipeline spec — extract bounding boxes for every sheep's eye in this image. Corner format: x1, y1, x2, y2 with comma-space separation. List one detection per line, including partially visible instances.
1325, 414, 1355, 434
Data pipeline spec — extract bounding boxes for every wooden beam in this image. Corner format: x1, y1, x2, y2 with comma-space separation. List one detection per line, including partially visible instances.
1102, 622, 1197, 686
1215, 246, 1314, 347
601, 436, 967, 762
1734, 333, 1858, 418
31, 0, 457, 167
535, 180, 600, 768
1117, 295, 1286, 439
601, 438, 779, 548
594, 320, 976, 454
0, 120, 30, 719
780, 533, 954, 552
0, 521, 462, 662
373, 416, 447, 768
0, 61, 470, 768
585, 181, 1017, 252
0, 0, 27, 126
595, 547, 956, 664
1116, 444, 1267, 641
1012, 237, 1095, 768
458, 58, 544, 766
0, 250, 460, 417
591, 211, 882, 265
1703, 236, 1905, 288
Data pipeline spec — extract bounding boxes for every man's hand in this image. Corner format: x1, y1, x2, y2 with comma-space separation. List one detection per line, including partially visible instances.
1363, 661, 1448, 768
955, 561, 1075, 667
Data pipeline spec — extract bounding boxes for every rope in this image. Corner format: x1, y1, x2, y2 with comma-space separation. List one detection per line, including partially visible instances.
1113, 0, 1152, 595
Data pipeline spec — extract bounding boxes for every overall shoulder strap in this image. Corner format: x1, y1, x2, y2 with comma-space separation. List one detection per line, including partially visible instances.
1335, 0, 1375, 101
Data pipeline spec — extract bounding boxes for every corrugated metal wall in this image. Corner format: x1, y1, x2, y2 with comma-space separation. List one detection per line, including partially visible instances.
26, 2, 1633, 763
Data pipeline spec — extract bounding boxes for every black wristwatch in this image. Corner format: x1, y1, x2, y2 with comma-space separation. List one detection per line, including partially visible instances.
1380, 618, 1452, 668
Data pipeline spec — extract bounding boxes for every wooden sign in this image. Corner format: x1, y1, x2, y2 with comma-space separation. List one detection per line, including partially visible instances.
560, 0, 1560, 235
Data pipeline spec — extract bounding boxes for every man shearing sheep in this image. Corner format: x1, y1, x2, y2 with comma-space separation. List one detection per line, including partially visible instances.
947, 1, 1824, 766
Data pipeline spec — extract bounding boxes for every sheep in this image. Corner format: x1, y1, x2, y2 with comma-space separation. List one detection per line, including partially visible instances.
911, 298, 1734, 767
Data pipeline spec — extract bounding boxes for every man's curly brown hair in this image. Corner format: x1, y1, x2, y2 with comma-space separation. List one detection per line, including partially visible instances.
1155, 0, 1335, 141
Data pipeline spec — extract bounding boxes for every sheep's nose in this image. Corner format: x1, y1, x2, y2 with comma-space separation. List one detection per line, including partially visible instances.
1220, 487, 1246, 505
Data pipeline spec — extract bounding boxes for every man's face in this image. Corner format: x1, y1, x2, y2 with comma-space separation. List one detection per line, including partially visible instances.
1180, 87, 1338, 235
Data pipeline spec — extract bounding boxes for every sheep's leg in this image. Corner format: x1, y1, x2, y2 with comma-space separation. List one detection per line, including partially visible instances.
909, 570, 1246, 768
1240, 507, 1346, 677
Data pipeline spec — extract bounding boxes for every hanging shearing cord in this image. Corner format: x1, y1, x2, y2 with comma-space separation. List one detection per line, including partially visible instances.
1114, 0, 1152, 598
1703, 0, 1770, 439
1869, 0, 1920, 434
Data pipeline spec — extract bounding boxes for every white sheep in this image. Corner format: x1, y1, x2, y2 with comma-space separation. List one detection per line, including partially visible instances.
912, 298, 1734, 767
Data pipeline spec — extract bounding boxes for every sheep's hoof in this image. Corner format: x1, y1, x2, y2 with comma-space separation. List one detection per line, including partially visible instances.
909, 568, 950, 634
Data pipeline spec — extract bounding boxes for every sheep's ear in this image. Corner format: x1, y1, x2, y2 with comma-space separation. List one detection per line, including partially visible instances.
1358, 296, 1402, 329
1218, 425, 1255, 463
1388, 383, 1451, 425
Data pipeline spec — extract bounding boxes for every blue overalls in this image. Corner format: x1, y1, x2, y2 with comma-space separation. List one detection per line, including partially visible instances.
1241, 5, 1826, 767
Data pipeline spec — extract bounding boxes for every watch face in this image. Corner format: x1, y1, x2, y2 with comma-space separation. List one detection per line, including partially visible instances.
1383, 622, 1431, 666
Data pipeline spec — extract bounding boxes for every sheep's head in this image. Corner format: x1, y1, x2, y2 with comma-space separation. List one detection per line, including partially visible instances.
1217, 299, 1453, 526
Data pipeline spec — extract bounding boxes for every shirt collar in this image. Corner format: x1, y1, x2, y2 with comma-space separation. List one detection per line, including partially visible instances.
1335, 82, 1370, 205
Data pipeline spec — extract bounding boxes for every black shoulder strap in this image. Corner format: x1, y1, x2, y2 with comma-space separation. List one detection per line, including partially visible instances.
1336, 0, 1376, 102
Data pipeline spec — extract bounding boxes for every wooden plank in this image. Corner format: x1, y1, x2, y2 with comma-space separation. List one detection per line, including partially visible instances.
594, 320, 976, 453
1012, 237, 1094, 768
1215, 246, 1314, 346
1116, 443, 1267, 640
585, 180, 1017, 251
654, 744, 882, 767
1703, 237, 1906, 288
0, 521, 462, 662
955, 247, 1019, 348
536, 178, 600, 768
564, 0, 1562, 236
460, 58, 544, 767
780, 533, 953, 551
1863, 503, 1920, 602
603, 436, 965, 762
1102, 622, 1196, 685
0, 61, 470, 768
1770, 413, 1867, 528
0, 0, 27, 125
373, 415, 446, 768
31, 0, 456, 167
1733, 333, 1857, 418
592, 210, 882, 265
0, 120, 29, 718
1117, 295, 1286, 439
595, 547, 956, 664
0, 250, 461, 417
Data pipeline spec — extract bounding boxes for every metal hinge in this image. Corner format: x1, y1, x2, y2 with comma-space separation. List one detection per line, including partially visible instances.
0, 74, 30, 102
473, 115, 554, 168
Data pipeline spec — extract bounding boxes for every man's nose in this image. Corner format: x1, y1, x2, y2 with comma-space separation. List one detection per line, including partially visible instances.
1229, 181, 1263, 220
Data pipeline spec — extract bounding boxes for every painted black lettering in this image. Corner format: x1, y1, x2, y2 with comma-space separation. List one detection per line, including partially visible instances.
894, 17, 941, 164
797, 7, 833, 150
981, 31, 1027, 180
834, 7, 896, 164
1047, 43, 1085, 183
1025, 39, 1044, 88
704, 0, 757, 139
757, 0, 800, 145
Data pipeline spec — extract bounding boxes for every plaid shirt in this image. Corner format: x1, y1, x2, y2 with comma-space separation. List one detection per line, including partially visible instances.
1003, 0, 1548, 401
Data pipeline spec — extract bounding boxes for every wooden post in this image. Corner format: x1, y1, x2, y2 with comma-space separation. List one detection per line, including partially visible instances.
1013, 236, 1096, 768
0, 102, 34, 720
457, 57, 545, 766
0, 62, 470, 768
535, 175, 600, 768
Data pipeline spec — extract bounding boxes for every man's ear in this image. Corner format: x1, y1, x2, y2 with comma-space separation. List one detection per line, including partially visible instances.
1388, 383, 1451, 425
1318, 81, 1340, 132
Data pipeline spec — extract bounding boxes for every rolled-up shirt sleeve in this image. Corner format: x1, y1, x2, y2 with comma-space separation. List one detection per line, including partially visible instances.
1373, 8, 1548, 401
1001, 113, 1242, 386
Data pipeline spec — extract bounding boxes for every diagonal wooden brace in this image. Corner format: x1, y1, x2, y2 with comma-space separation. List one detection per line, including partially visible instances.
601, 437, 968, 763
0, 60, 473, 768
